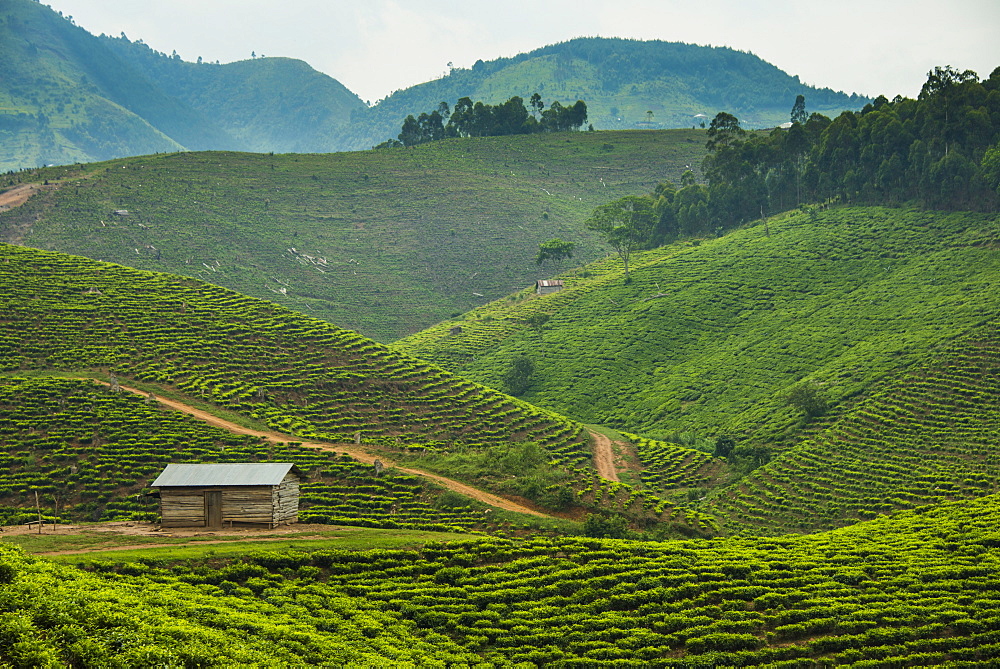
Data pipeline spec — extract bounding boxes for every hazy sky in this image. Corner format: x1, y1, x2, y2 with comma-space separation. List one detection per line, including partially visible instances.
44, 0, 999, 105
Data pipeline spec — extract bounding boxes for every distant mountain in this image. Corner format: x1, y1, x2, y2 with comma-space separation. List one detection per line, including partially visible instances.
97, 36, 366, 153
0, 0, 364, 171
1, 0, 867, 170
344, 37, 869, 149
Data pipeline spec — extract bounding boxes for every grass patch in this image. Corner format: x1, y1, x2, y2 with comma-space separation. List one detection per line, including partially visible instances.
25, 527, 476, 564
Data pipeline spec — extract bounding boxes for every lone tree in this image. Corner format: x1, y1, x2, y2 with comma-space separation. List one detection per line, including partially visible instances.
535, 238, 575, 266
585, 195, 655, 277
503, 356, 535, 396
791, 94, 808, 125
787, 382, 827, 419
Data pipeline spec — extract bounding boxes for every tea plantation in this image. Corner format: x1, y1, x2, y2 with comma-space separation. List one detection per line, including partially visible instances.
0, 242, 588, 458
0, 376, 495, 533
5, 491, 1000, 665
394, 206, 1000, 447
705, 317, 1000, 534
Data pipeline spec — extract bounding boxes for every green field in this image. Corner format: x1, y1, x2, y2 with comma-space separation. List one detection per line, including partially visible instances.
1, 130, 707, 341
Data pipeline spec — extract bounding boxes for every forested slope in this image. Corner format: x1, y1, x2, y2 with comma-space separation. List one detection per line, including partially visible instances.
344, 37, 867, 149
0, 0, 363, 170
98, 36, 366, 153
1, 0, 866, 169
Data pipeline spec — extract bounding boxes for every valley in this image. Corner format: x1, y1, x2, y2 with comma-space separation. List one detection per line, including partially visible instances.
0, 2, 998, 661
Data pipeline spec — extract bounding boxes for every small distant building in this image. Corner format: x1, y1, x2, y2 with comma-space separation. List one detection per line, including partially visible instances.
112, 209, 129, 216
449, 325, 463, 335
151, 463, 302, 528
536, 279, 564, 295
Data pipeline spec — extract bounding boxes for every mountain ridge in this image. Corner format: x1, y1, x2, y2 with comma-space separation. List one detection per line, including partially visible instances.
1, 0, 867, 169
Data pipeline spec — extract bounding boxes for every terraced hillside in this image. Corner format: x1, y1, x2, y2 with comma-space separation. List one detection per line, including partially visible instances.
0, 376, 498, 533
0, 243, 589, 468
394, 206, 1000, 447
705, 318, 1000, 534
0, 374, 724, 535
0, 130, 706, 341
6, 491, 1000, 664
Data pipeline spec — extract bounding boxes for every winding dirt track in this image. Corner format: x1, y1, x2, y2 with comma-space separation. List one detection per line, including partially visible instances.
588, 430, 621, 482
107, 382, 550, 518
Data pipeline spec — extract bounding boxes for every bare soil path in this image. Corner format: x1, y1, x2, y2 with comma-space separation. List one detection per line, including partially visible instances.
105, 382, 551, 518
0, 183, 48, 212
589, 429, 621, 482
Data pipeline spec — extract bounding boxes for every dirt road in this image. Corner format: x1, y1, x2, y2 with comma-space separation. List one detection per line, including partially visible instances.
589, 430, 621, 482
106, 382, 550, 518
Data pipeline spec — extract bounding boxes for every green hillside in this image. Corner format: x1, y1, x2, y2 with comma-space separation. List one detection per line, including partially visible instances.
0, 0, 364, 171
0, 130, 706, 341
97, 36, 366, 153
0, 0, 200, 170
1, 0, 866, 169
345, 37, 868, 150
392, 206, 1000, 446
6, 491, 1000, 664
0, 242, 730, 530
0, 376, 503, 533
0, 242, 589, 461
705, 317, 1000, 534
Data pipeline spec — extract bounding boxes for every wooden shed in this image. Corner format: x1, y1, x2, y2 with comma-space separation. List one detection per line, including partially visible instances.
536, 279, 564, 295
151, 463, 302, 528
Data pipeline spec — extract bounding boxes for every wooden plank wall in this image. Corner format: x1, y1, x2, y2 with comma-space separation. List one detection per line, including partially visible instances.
160, 478, 300, 527
273, 473, 300, 524
160, 490, 206, 527
222, 486, 276, 525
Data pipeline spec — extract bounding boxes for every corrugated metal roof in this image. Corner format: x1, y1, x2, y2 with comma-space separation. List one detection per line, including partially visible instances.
151, 463, 301, 487
536, 279, 564, 287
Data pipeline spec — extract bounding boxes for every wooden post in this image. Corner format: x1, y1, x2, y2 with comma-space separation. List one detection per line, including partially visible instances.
34, 490, 42, 535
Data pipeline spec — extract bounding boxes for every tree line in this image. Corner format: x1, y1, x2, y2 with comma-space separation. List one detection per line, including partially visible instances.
379, 94, 589, 148
583, 66, 1000, 276
702, 65, 1000, 230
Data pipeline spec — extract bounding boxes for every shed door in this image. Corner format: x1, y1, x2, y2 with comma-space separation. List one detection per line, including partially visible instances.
204, 491, 223, 528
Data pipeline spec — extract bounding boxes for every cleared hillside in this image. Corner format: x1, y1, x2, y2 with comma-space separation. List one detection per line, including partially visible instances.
0, 130, 706, 341
393, 206, 1000, 445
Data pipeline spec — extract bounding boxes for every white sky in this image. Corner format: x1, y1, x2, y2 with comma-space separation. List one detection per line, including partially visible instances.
43, 0, 1000, 105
